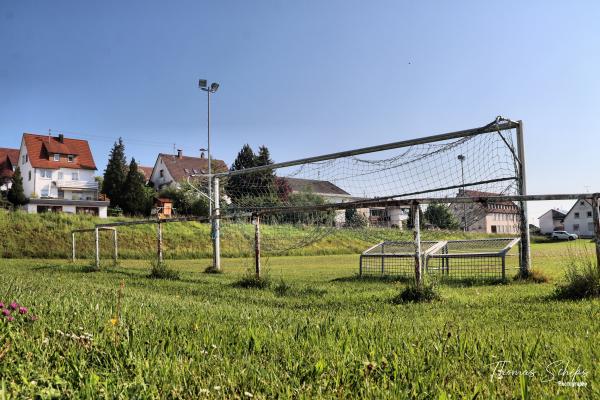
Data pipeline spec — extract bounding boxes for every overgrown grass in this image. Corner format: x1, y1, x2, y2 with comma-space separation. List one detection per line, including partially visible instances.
0, 234, 597, 397
147, 260, 180, 280
513, 268, 550, 284
392, 281, 441, 303
554, 252, 600, 300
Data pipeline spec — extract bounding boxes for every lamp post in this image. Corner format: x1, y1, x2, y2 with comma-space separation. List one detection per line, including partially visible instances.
198, 79, 219, 217
458, 154, 466, 231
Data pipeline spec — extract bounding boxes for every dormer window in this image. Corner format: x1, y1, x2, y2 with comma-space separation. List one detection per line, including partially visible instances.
68, 155, 74, 163
53, 154, 60, 161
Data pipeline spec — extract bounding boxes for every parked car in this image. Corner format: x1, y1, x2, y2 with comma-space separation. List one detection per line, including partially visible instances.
551, 231, 578, 241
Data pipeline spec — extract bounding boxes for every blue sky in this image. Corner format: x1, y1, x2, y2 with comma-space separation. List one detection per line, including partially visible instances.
1, 1, 599, 222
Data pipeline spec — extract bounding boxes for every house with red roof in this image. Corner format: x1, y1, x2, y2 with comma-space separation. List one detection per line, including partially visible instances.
17, 133, 109, 217
0, 147, 20, 191
449, 189, 521, 234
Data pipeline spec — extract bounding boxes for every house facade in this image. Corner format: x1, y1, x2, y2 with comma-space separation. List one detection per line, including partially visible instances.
450, 190, 520, 234
0, 147, 19, 191
148, 150, 228, 191
17, 133, 108, 217
538, 209, 566, 235
563, 199, 597, 237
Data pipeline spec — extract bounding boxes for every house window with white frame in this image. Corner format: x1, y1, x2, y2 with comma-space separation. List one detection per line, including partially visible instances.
68, 155, 74, 162
53, 154, 60, 161
41, 185, 49, 197
574, 212, 580, 219
57, 172, 63, 180
573, 224, 580, 231
72, 172, 79, 180
40, 169, 52, 179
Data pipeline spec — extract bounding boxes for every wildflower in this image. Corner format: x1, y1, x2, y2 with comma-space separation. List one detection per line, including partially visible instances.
1, 309, 10, 317
30, 315, 38, 322
0, 302, 4, 308
199, 388, 210, 395
109, 318, 118, 326
6, 316, 14, 322
18, 307, 28, 315
9, 302, 18, 310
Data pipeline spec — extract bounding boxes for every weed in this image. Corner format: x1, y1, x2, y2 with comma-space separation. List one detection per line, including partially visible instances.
148, 260, 180, 280
392, 281, 441, 303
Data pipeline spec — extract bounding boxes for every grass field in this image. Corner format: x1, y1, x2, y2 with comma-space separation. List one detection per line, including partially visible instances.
0, 240, 598, 398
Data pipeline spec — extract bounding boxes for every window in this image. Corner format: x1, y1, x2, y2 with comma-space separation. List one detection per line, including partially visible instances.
28, 171, 31, 181
587, 212, 592, 218
574, 212, 580, 219
573, 224, 580, 231
41, 169, 53, 178
68, 155, 74, 163
22, 155, 26, 164
53, 154, 60, 161
580, 201, 585, 206
57, 172, 63, 180
72, 172, 79, 180
41, 186, 49, 197
160, 169, 164, 178
588, 223, 594, 232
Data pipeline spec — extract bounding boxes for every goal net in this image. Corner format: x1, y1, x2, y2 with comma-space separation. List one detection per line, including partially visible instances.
215, 117, 525, 274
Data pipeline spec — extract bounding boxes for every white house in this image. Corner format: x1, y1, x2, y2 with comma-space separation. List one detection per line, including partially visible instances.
17, 133, 108, 217
538, 209, 566, 235
449, 190, 520, 234
563, 199, 597, 237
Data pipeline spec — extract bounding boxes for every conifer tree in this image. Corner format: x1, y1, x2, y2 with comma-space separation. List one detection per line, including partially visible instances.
225, 144, 257, 201
102, 138, 127, 207
122, 158, 150, 215
7, 167, 26, 206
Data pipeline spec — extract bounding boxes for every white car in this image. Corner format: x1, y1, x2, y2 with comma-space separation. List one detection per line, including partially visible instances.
551, 231, 578, 241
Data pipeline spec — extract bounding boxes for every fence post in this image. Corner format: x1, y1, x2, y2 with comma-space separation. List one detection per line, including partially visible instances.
412, 203, 422, 286
502, 255, 506, 280
94, 227, 100, 270
516, 121, 531, 276
113, 229, 118, 263
381, 242, 385, 274
254, 215, 261, 278
359, 255, 363, 276
212, 177, 221, 271
157, 222, 163, 263
72, 232, 76, 262
592, 195, 600, 269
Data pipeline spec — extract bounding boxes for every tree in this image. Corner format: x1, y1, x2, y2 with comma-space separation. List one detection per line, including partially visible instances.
225, 144, 256, 202
254, 145, 276, 194
424, 203, 459, 230
7, 167, 26, 206
102, 138, 127, 207
407, 206, 425, 229
159, 182, 209, 217
122, 158, 151, 215
345, 208, 369, 228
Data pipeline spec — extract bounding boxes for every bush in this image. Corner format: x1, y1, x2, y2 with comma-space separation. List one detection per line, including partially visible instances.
513, 268, 549, 284
274, 279, 293, 296
148, 260, 180, 280
235, 273, 271, 289
204, 265, 223, 274
392, 281, 440, 303
554, 258, 600, 300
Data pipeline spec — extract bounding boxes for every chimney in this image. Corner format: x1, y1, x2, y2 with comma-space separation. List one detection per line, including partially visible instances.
58, 134, 64, 143
200, 151, 205, 159
177, 149, 183, 159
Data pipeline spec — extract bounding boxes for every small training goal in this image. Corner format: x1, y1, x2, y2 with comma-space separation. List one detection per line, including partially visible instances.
360, 238, 520, 280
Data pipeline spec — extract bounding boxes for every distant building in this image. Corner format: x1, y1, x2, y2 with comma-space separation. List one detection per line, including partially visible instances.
449, 189, 520, 234
148, 150, 228, 191
17, 133, 108, 217
0, 147, 19, 191
137, 165, 154, 185
538, 209, 566, 235
563, 199, 597, 237
281, 177, 407, 228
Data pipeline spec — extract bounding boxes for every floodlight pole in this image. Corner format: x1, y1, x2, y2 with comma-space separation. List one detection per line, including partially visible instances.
516, 121, 531, 276
212, 177, 221, 271
199, 79, 219, 217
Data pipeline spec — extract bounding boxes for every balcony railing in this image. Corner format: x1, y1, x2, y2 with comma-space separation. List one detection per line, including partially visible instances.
54, 180, 99, 190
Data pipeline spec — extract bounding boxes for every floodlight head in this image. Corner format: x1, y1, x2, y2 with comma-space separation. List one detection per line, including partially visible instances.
198, 79, 207, 88
210, 82, 219, 92
199, 147, 207, 152
457, 154, 466, 161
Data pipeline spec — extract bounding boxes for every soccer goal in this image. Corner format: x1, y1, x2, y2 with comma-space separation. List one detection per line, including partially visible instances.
209, 116, 536, 283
